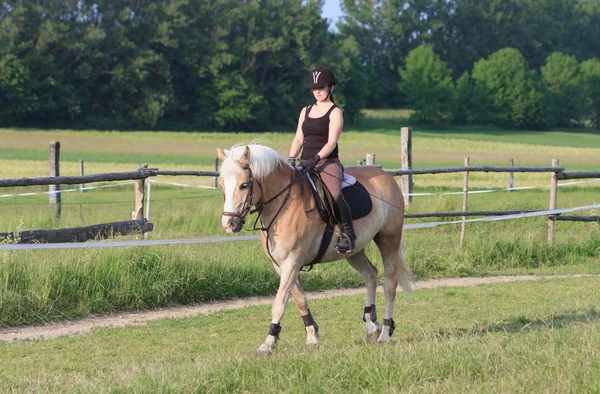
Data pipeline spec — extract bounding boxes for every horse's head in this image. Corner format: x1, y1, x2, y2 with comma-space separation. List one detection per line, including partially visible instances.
217, 145, 261, 233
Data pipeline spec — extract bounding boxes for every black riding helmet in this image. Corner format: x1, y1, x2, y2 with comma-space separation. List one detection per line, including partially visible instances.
307, 67, 336, 89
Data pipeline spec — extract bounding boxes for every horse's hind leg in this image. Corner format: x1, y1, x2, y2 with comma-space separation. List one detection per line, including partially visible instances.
375, 234, 412, 343
347, 249, 381, 342
271, 262, 319, 348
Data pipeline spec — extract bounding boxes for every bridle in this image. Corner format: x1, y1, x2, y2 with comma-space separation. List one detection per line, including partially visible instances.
221, 158, 259, 225
220, 156, 305, 233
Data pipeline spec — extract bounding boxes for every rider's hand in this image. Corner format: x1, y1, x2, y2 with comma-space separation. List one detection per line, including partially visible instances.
304, 154, 321, 170
287, 157, 296, 167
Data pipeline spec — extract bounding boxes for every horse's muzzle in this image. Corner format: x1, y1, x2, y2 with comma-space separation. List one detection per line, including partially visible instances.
223, 215, 244, 233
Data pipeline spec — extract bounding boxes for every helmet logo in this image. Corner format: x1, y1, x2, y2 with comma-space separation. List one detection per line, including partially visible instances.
312, 71, 322, 85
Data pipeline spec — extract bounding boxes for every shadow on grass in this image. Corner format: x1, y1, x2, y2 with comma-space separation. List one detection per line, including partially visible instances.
431, 307, 600, 340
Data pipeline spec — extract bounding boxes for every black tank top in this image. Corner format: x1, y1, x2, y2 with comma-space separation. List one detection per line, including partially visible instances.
301, 104, 339, 160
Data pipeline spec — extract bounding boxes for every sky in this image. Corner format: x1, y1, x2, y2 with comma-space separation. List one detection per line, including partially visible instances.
322, 0, 343, 29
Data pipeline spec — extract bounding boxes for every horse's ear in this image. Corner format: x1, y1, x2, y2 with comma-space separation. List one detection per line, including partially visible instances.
216, 148, 226, 161
239, 146, 251, 166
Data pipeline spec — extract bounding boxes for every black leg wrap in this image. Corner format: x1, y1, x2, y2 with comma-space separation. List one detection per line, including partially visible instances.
383, 318, 396, 337
363, 304, 377, 322
268, 323, 281, 339
302, 310, 318, 332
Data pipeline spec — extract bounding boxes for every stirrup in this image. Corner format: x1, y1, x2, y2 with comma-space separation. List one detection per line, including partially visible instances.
335, 233, 354, 254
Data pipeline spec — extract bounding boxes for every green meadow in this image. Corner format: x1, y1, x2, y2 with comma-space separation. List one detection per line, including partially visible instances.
0, 110, 599, 328
2, 277, 600, 392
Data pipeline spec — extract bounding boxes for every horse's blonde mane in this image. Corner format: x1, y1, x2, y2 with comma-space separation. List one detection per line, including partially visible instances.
220, 143, 284, 180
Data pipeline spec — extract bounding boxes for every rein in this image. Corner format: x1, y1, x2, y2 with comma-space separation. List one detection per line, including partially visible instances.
249, 169, 307, 267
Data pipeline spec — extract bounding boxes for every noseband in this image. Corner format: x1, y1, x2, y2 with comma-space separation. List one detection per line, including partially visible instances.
221, 158, 257, 224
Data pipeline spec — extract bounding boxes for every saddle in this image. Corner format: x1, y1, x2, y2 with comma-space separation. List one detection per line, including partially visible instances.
301, 169, 373, 269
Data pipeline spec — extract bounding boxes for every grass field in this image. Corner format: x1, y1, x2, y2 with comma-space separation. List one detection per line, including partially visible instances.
0, 110, 599, 328
2, 276, 600, 392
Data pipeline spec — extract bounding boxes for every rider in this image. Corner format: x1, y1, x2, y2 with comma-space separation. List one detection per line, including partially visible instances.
287, 66, 356, 254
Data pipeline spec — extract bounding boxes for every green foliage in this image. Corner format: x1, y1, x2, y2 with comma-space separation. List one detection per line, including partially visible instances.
541, 52, 586, 127
453, 71, 490, 125
1, 0, 600, 130
471, 48, 549, 129
398, 46, 456, 124
581, 58, 600, 129
213, 72, 267, 130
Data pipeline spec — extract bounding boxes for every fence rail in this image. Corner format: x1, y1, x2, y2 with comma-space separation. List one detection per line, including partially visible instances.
556, 171, 600, 180
1, 135, 598, 246
388, 165, 565, 176
0, 219, 153, 244
0, 169, 219, 188
0, 166, 576, 189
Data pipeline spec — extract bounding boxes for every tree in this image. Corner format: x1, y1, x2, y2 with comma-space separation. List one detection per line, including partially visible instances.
471, 48, 548, 129
541, 52, 585, 127
453, 71, 488, 125
581, 58, 600, 130
340, 0, 451, 108
398, 45, 456, 124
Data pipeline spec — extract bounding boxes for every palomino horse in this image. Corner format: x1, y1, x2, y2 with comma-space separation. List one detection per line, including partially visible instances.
217, 143, 411, 355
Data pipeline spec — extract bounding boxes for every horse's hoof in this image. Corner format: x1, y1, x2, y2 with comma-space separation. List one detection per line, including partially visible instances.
255, 343, 273, 356
306, 335, 320, 348
306, 340, 320, 349
367, 332, 379, 342
367, 323, 381, 343
306, 327, 320, 348
377, 331, 392, 343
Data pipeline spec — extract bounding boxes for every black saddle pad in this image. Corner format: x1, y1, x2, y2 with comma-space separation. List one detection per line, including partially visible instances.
342, 181, 372, 220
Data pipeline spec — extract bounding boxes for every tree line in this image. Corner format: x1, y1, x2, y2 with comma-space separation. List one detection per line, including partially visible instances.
1, 0, 599, 130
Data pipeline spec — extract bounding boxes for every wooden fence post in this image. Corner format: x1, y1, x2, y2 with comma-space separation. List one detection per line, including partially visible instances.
460, 157, 470, 247
548, 158, 559, 245
366, 153, 376, 166
79, 160, 85, 191
213, 158, 219, 189
401, 127, 413, 206
508, 158, 514, 192
144, 171, 152, 240
132, 164, 148, 220
49, 141, 61, 218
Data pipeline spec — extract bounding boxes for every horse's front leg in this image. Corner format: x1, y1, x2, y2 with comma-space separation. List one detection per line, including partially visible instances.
291, 278, 319, 348
256, 261, 300, 356
269, 261, 319, 348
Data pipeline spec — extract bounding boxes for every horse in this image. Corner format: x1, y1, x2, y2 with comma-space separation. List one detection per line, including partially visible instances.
217, 143, 412, 355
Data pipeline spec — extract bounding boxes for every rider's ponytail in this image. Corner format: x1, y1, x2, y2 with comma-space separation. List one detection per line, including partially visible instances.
328, 85, 335, 103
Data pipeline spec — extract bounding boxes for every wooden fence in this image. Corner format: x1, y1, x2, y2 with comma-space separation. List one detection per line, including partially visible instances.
0, 137, 598, 245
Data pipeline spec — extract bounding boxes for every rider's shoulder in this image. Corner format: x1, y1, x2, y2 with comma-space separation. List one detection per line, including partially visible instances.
330, 106, 343, 116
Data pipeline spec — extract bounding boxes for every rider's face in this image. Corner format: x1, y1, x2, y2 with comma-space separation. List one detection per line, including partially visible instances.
312, 86, 331, 101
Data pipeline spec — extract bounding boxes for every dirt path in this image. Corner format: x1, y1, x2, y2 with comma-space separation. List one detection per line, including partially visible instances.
1, 274, 596, 342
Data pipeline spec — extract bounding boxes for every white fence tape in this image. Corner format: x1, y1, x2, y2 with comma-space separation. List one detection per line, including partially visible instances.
407, 178, 600, 197
1, 204, 598, 251
403, 203, 600, 230
149, 180, 216, 189
0, 182, 135, 198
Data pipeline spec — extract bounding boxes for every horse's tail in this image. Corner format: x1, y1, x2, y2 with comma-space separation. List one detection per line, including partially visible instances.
398, 237, 413, 295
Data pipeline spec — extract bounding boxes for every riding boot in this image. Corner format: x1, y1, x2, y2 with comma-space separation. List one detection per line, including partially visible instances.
334, 195, 356, 253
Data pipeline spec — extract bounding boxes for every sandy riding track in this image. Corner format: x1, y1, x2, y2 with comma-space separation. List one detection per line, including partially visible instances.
1, 274, 596, 342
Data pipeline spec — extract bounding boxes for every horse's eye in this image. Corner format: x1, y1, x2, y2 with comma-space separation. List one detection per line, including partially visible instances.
239, 182, 250, 190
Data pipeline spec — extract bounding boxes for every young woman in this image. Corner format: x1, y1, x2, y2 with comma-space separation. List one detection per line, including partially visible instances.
288, 66, 356, 253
